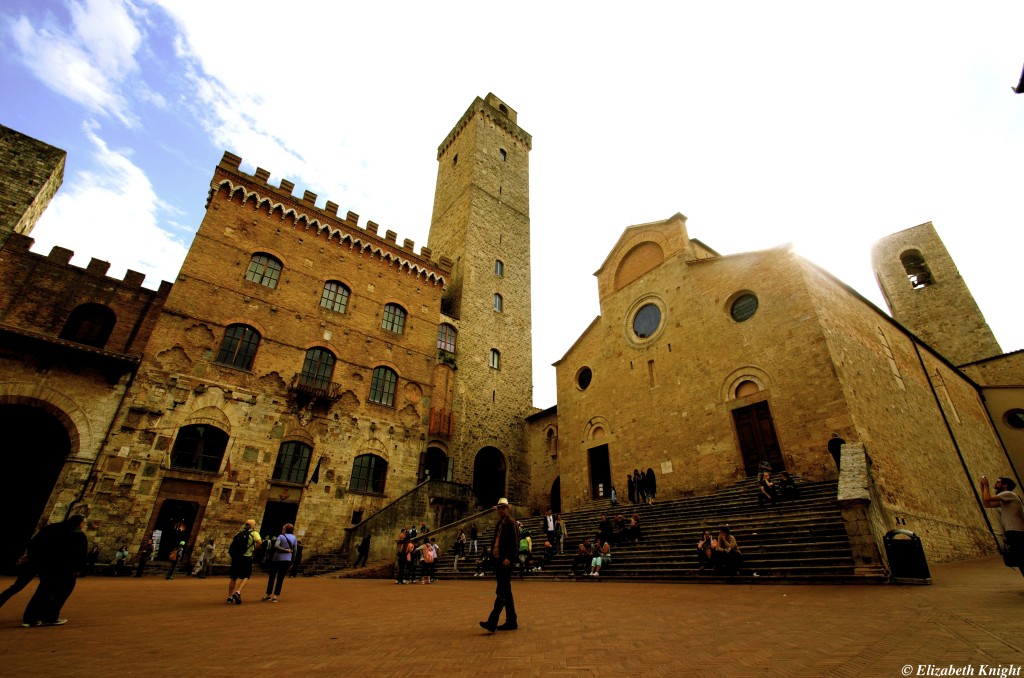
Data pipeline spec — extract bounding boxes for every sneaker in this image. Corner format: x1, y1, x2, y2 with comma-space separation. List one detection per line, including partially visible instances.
270, 597, 278, 603
232, 592, 242, 605
43, 619, 68, 626
479, 620, 497, 633
226, 596, 234, 604
261, 596, 271, 602
20, 621, 41, 628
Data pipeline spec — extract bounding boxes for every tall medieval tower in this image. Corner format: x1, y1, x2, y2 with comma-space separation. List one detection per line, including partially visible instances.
427, 94, 533, 505
871, 221, 1001, 365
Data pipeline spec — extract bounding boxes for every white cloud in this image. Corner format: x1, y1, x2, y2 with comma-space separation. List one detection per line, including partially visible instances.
29, 121, 187, 288
8, 0, 144, 126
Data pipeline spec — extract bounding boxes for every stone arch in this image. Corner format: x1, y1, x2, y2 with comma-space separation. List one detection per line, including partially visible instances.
182, 406, 232, 434
614, 241, 665, 292
720, 366, 773, 404
0, 382, 94, 458
583, 416, 613, 442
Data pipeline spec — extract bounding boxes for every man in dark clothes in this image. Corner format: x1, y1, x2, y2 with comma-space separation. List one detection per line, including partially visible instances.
480, 498, 520, 633
352, 535, 370, 568
22, 514, 88, 627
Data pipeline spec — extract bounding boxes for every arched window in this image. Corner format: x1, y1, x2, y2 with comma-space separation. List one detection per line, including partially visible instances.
437, 324, 457, 353
350, 454, 387, 493
489, 349, 501, 370
369, 366, 398, 407
215, 324, 261, 370
245, 253, 282, 288
320, 281, 350, 313
273, 441, 312, 484
493, 293, 503, 312
381, 303, 406, 334
900, 250, 933, 289
495, 259, 504, 277
169, 424, 229, 473
59, 303, 116, 348
300, 348, 335, 390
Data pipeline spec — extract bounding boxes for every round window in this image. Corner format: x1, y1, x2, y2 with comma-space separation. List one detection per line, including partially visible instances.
730, 293, 759, 322
577, 367, 593, 390
1005, 409, 1024, 430
632, 304, 662, 339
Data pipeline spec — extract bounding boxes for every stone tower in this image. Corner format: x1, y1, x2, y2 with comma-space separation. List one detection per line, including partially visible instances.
871, 221, 1001, 365
427, 94, 533, 504
0, 124, 65, 247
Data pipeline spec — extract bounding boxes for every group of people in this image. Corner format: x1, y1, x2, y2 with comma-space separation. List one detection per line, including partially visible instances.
393, 529, 442, 584
696, 527, 743, 575
224, 519, 300, 604
626, 467, 658, 505
757, 469, 800, 506
571, 536, 612, 577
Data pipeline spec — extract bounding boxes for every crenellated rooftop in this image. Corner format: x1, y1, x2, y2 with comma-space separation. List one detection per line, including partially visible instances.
212, 152, 452, 284
3, 232, 173, 294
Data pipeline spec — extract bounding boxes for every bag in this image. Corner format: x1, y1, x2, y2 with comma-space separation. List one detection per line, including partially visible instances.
519, 537, 530, 553
169, 549, 178, 562
228, 529, 251, 558
423, 546, 435, 563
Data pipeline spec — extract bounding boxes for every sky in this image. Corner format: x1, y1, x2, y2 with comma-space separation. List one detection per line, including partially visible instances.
1, 0, 1022, 409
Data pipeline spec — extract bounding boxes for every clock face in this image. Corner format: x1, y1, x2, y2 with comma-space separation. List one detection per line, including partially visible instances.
632, 303, 661, 339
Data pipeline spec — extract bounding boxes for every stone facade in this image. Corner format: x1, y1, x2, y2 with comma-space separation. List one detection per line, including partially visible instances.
2, 94, 1021, 572
871, 222, 1001, 366
0, 124, 65, 247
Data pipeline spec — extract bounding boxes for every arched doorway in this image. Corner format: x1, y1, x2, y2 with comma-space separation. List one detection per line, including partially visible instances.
550, 477, 562, 515
151, 499, 198, 560
423, 446, 452, 481
473, 447, 506, 507
0, 404, 72, 573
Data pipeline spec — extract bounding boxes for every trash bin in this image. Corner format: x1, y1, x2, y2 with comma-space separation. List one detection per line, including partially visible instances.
883, 529, 931, 584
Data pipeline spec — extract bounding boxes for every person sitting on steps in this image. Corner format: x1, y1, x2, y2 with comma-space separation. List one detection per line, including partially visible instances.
758, 470, 778, 506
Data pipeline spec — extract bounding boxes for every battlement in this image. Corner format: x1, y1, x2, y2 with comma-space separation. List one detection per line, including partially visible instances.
213, 152, 451, 283
436, 93, 532, 159
2, 232, 173, 294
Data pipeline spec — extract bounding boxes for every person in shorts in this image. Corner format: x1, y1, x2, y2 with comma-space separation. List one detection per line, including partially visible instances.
227, 519, 261, 604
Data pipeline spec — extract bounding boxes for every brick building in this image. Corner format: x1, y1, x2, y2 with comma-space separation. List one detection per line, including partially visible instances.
1, 94, 1020, 571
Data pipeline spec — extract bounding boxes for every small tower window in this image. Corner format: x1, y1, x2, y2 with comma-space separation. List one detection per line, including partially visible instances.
900, 250, 933, 289
489, 349, 501, 370
495, 259, 504, 277
452, 154, 458, 166
499, 148, 507, 161
494, 294, 503, 312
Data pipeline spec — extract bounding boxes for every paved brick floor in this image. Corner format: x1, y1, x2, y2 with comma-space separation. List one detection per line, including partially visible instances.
0, 556, 1021, 677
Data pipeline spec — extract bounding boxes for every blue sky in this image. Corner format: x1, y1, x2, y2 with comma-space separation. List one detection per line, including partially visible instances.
2, 0, 1023, 408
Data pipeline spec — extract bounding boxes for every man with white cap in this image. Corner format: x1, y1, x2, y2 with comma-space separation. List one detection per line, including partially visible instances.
480, 498, 520, 632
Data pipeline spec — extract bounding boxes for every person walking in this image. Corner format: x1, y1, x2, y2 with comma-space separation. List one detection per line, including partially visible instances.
226, 519, 261, 605
479, 498, 520, 633
981, 475, 1024, 578
192, 539, 215, 578
134, 538, 154, 577
352, 534, 370, 568
165, 541, 184, 579
22, 514, 88, 627
262, 523, 297, 602
0, 551, 36, 609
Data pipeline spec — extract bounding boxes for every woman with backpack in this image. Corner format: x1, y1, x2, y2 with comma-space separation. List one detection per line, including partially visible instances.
262, 523, 297, 603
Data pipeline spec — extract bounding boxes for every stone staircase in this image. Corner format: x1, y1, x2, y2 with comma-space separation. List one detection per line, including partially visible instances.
434, 478, 890, 584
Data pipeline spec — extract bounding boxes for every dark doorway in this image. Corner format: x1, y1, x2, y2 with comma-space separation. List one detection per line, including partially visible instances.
472, 447, 506, 507
732, 401, 786, 476
550, 477, 562, 515
261, 500, 298, 543
151, 499, 198, 560
423, 447, 452, 481
0, 404, 72, 573
588, 445, 612, 500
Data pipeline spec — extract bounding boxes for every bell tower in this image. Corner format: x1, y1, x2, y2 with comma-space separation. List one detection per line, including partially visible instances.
428, 94, 533, 504
871, 221, 1001, 365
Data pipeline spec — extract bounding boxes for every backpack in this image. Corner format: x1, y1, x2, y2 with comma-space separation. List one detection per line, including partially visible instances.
228, 529, 251, 558
519, 537, 530, 553
423, 545, 435, 563
169, 548, 179, 562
